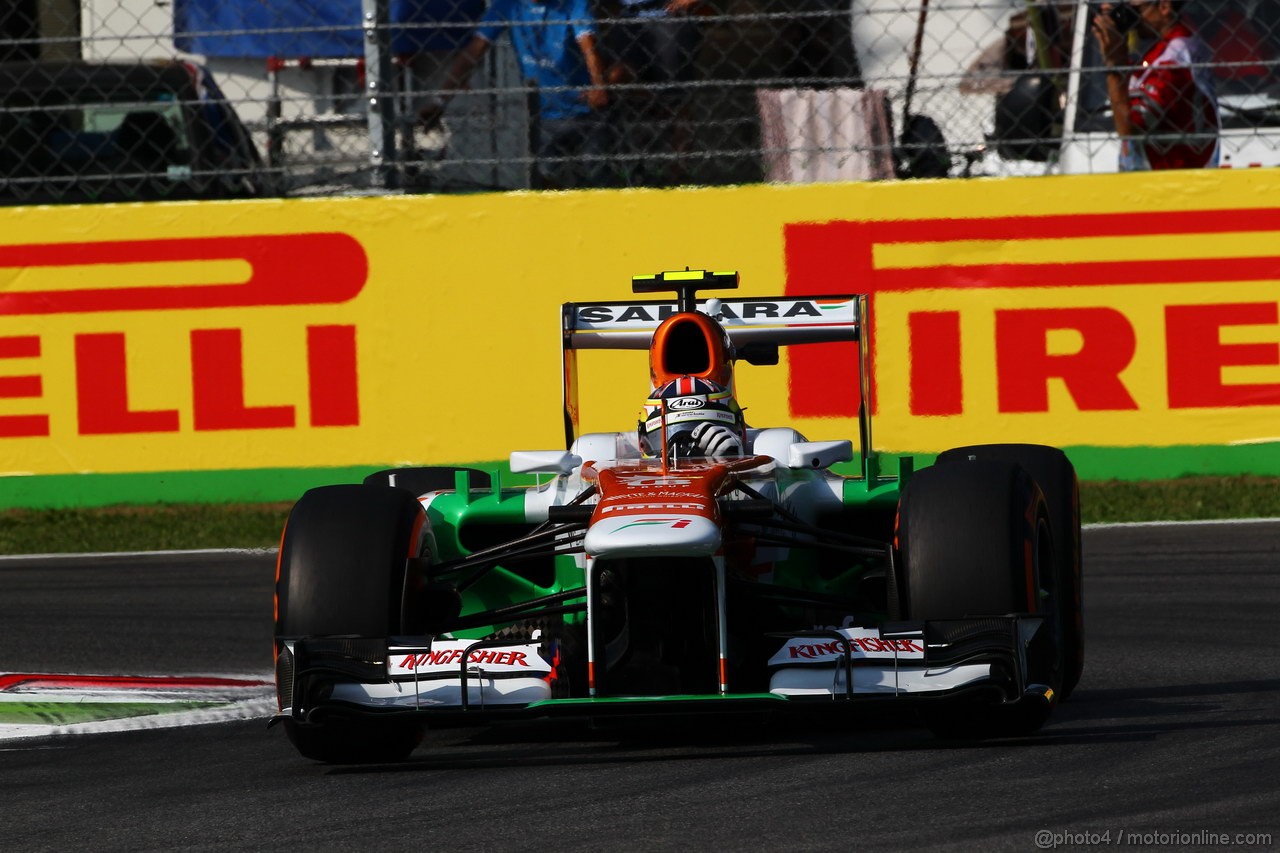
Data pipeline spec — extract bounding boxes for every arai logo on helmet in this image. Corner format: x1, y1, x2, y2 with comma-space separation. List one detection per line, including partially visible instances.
667, 396, 706, 411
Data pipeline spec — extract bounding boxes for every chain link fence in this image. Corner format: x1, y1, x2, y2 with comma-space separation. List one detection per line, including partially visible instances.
3, 1, 1279, 201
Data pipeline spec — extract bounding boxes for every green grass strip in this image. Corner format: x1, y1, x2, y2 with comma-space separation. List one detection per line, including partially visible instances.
0, 701, 220, 726
1081, 476, 1280, 523
4, 443, 1279, 512
0, 476, 1276, 555
0, 503, 292, 555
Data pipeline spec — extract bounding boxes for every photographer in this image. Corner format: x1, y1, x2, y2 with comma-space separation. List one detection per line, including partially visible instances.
1092, 1, 1219, 170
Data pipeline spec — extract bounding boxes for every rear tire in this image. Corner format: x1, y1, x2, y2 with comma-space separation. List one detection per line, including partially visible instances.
937, 444, 1083, 699
897, 459, 1060, 738
275, 484, 429, 763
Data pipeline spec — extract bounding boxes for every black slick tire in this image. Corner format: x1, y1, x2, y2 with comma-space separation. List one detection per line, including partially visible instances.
937, 444, 1083, 699
897, 459, 1060, 738
275, 484, 429, 763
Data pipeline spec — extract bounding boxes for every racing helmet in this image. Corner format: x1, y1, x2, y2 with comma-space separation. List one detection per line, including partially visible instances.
638, 376, 744, 460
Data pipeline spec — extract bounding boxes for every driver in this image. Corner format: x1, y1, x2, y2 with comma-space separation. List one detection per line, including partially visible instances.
638, 376, 745, 461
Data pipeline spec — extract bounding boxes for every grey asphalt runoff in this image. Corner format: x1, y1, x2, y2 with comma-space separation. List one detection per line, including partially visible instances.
0, 523, 1277, 851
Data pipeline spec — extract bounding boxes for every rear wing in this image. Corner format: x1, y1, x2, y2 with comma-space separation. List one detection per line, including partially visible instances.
562, 295, 860, 350
559, 292, 874, 477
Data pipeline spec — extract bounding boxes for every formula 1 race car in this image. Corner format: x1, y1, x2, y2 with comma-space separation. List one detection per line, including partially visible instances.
272, 270, 1084, 763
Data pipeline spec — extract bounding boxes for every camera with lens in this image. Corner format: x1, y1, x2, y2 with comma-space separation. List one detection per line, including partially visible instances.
1106, 3, 1142, 33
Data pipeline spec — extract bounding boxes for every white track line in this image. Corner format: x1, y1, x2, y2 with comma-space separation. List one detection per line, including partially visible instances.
1084, 517, 1280, 530
0, 547, 277, 562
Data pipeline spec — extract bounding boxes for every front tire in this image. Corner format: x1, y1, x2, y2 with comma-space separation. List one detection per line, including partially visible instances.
937, 444, 1083, 699
275, 484, 429, 763
897, 459, 1060, 738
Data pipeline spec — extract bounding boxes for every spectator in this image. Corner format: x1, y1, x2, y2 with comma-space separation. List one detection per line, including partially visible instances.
604, 0, 706, 185
1093, 1, 1219, 170
420, 0, 612, 189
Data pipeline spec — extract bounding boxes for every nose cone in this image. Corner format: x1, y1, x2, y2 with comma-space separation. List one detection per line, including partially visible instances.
584, 514, 722, 558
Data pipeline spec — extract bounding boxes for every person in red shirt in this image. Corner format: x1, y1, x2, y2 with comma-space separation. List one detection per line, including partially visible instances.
1093, 1, 1219, 170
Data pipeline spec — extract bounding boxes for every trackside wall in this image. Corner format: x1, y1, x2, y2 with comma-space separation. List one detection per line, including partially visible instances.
2, 170, 1279, 507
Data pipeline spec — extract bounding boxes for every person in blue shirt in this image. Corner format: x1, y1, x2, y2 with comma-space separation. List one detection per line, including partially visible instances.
419, 0, 612, 188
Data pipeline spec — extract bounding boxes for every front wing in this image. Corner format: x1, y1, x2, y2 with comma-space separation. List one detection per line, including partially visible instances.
275, 617, 1044, 725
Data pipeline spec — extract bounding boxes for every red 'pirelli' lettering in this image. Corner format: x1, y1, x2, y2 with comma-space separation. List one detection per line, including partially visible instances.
783, 221, 867, 418
996, 308, 1139, 413
306, 325, 359, 427
782, 210, 1280, 419
0, 374, 40, 398
0, 413, 49, 438
0, 233, 367, 316
909, 311, 963, 416
0, 336, 40, 359
191, 329, 295, 431
1166, 302, 1280, 408
75, 333, 180, 435
0, 334, 47, 437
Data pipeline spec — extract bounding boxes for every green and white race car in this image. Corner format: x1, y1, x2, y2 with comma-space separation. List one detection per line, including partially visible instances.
272, 269, 1084, 763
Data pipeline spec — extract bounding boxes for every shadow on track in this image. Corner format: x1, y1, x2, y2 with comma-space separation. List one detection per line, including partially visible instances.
313, 677, 1280, 775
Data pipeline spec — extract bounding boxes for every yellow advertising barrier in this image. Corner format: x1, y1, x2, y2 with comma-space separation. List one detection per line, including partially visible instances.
1, 168, 1278, 505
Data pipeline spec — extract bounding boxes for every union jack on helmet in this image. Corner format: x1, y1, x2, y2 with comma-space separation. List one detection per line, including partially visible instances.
638, 376, 743, 459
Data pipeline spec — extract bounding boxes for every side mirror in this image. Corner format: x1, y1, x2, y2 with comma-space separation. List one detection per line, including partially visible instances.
510, 450, 582, 475
787, 440, 853, 470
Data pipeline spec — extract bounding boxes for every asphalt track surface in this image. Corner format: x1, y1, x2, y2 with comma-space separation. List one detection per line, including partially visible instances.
1, 523, 1278, 852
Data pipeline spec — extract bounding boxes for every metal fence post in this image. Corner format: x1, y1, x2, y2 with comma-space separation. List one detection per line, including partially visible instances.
362, 0, 398, 189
